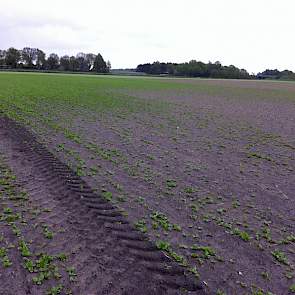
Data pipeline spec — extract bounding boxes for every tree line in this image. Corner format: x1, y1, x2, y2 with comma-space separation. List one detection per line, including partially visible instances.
257, 69, 295, 81
1, 47, 295, 80
137, 61, 295, 80
0, 47, 111, 73
136, 61, 251, 79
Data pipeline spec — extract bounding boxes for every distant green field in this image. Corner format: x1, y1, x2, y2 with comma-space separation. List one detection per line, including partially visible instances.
0, 72, 293, 124
1, 72, 294, 109
1, 71, 294, 148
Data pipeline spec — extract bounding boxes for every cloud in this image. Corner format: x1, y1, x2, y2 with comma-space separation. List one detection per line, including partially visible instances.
0, 0, 295, 71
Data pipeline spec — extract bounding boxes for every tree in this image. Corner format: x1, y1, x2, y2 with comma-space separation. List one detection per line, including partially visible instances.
0, 47, 110, 73
136, 63, 152, 73
22, 47, 38, 68
0, 50, 6, 66
5, 47, 21, 68
76, 52, 88, 71
93, 53, 107, 73
47, 53, 59, 70
106, 60, 111, 72
36, 49, 46, 69
136, 60, 251, 79
86, 53, 96, 71
60, 55, 70, 71
167, 63, 176, 75
69, 56, 79, 71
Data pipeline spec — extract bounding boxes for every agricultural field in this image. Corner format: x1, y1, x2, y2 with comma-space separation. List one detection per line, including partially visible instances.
0, 72, 294, 295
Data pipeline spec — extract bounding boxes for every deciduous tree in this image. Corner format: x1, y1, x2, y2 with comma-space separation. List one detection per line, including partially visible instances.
60, 55, 70, 71
47, 53, 59, 70
0, 50, 6, 66
86, 53, 96, 71
22, 47, 38, 67
36, 49, 46, 69
5, 48, 21, 68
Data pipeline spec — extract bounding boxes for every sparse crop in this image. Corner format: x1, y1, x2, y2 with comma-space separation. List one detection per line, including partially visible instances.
0, 72, 294, 295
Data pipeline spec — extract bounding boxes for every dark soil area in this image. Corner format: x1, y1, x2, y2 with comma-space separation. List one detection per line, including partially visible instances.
0, 116, 204, 295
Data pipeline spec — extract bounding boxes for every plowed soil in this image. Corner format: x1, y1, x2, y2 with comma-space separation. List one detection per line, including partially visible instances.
0, 116, 204, 295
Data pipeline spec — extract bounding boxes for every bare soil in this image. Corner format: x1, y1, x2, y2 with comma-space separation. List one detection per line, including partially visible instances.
0, 116, 204, 295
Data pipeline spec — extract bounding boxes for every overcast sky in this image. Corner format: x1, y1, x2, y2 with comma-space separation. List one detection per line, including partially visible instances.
1, 0, 294, 73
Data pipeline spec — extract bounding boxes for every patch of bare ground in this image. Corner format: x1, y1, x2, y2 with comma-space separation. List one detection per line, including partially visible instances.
0, 116, 204, 295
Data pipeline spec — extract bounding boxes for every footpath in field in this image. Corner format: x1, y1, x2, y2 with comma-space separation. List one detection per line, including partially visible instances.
0, 116, 205, 295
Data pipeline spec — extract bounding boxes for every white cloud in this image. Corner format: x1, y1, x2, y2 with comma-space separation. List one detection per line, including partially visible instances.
0, 0, 294, 72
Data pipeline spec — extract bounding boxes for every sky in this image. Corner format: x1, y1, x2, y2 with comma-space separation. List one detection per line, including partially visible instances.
1, 0, 295, 73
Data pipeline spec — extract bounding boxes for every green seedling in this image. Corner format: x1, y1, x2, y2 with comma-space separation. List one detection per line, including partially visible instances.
43, 226, 54, 239
67, 267, 77, 281
189, 266, 200, 278
23, 258, 35, 272
280, 235, 295, 244
3, 207, 12, 214
172, 224, 182, 231
12, 224, 21, 237
56, 143, 65, 151
184, 187, 196, 194
0, 247, 6, 258
190, 204, 199, 212
134, 219, 148, 233
47, 285, 63, 295
192, 246, 216, 259
2, 255, 12, 267
285, 271, 294, 279
43, 208, 52, 213
135, 196, 145, 204
56, 253, 67, 262
156, 240, 171, 252
18, 240, 31, 257
4, 213, 20, 223
102, 191, 112, 201
33, 272, 47, 285
166, 179, 177, 189
150, 211, 179, 232
232, 228, 250, 241
232, 200, 240, 208
36, 254, 54, 271
271, 250, 289, 265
